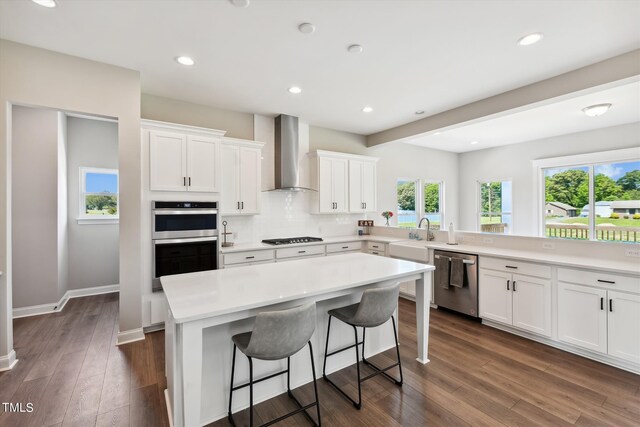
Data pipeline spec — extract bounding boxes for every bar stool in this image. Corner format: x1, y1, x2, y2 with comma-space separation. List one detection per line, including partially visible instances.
228, 302, 322, 427
322, 284, 402, 409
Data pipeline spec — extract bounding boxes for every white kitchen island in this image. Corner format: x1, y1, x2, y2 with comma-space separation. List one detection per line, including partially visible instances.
162, 252, 434, 427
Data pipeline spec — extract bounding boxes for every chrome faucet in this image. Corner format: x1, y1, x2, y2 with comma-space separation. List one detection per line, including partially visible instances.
418, 217, 434, 241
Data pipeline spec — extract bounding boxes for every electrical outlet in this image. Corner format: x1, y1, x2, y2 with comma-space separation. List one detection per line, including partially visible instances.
625, 249, 640, 257
483, 237, 494, 244
542, 242, 555, 250
463, 236, 475, 243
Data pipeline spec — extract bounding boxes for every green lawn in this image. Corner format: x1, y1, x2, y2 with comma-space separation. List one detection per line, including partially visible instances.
552, 217, 640, 227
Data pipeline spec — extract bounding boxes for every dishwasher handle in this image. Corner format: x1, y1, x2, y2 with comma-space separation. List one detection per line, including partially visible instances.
434, 254, 475, 265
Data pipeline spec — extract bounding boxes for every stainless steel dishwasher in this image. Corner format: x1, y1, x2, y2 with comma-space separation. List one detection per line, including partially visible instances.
433, 250, 479, 317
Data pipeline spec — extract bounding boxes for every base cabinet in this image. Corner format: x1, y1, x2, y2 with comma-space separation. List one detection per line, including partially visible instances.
608, 291, 640, 363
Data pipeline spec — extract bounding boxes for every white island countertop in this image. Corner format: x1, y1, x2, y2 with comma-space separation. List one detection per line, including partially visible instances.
162, 252, 433, 324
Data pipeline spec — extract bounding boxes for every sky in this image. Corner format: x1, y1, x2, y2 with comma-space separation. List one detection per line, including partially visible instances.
86, 172, 117, 193
545, 161, 639, 180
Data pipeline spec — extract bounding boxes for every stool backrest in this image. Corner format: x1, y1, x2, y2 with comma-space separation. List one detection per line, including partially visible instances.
245, 302, 316, 360
352, 283, 400, 327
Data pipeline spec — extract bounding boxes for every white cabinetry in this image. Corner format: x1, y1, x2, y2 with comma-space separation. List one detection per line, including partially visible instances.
146, 122, 225, 193
479, 257, 552, 337
558, 268, 640, 364
349, 160, 377, 212
309, 150, 378, 214
220, 138, 264, 216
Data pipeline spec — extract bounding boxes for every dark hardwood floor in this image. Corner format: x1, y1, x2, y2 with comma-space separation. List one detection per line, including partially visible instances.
1, 294, 638, 426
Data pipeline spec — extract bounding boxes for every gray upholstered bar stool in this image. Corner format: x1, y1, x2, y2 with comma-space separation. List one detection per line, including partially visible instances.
322, 283, 402, 409
228, 302, 321, 427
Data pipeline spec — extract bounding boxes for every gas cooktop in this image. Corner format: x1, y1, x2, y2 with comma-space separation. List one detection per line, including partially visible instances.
262, 237, 323, 246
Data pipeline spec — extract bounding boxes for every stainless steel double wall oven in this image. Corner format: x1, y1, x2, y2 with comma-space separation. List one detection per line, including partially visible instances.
152, 201, 219, 291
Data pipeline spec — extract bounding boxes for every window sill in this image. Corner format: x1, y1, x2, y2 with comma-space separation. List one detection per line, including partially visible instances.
77, 218, 119, 225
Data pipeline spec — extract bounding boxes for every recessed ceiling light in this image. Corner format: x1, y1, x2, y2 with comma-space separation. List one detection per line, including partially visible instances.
433, 131, 441, 135
288, 86, 302, 94
362, 106, 373, 113
175, 56, 195, 66
229, 0, 250, 7
517, 32, 543, 46
415, 110, 425, 115
298, 23, 316, 34
470, 140, 479, 145
347, 44, 363, 54
582, 103, 612, 117
31, 0, 56, 7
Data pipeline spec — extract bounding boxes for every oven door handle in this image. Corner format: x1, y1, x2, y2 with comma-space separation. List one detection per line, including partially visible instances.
153, 209, 219, 215
154, 236, 218, 245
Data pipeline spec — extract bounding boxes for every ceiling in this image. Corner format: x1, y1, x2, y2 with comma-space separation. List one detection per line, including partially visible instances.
1, 0, 639, 137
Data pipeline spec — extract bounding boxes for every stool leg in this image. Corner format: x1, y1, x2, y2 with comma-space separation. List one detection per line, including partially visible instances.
228, 344, 237, 425
322, 315, 332, 378
287, 356, 292, 397
308, 341, 322, 426
392, 316, 404, 385
353, 325, 362, 409
248, 356, 254, 427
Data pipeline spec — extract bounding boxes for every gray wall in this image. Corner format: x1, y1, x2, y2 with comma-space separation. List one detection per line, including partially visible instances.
309, 126, 368, 155
458, 122, 640, 236
67, 117, 119, 290
11, 106, 61, 308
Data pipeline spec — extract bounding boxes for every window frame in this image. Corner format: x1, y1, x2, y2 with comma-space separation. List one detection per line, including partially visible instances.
396, 178, 445, 230
476, 179, 512, 234
78, 166, 119, 223
532, 147, 639, 242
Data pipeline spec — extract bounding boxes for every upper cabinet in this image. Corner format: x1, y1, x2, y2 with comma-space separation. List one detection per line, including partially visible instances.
144, 120, 225, 193
309, 150, 378, 214
220, 137, 264, 216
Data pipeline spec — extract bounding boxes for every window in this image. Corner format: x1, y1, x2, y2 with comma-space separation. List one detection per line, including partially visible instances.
535, 148, 639, 243
478, 180, 512, 234
396, 179, 444, 229
79, 167, 118, 221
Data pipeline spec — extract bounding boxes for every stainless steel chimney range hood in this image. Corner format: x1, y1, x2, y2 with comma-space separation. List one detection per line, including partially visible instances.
268, 114, 315, 192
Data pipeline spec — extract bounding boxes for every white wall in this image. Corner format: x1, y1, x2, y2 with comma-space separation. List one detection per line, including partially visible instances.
66, 116, 119, 290
458, 122, 640, 236
11, 106, 61, 308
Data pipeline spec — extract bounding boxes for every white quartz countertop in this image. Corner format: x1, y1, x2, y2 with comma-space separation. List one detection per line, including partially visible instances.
219, 235, 404, 254
162, 252, 433, 323
389, 240, 640, 276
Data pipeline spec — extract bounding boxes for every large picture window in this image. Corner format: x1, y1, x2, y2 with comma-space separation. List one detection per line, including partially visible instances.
535, 148, 639, 243
396, 179, 444, 229
79, 167, 119, 220
478, 180, 512, 234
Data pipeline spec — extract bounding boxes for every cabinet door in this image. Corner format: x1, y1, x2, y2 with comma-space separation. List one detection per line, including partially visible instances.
220, 144, 240, 215
332, 158, 349, 213
361, 161, 376, 212
150, 130, 187, 191
318, 157, 334, 213
608, 291, 640, 363
479, 269, 512, 325
348, 160, 364, 212
186, 136, 219, 193
557, 282, 607, 354
512, 274, 551, 337
239, 147, 261, 214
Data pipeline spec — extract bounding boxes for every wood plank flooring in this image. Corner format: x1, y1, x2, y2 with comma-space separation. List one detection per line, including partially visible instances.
1, 294, 638, 426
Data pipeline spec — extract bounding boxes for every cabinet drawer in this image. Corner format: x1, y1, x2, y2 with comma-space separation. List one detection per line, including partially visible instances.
326, 241, 362, 254
367, 241, 386, 251
224, 260, 274, 269
368, 249, 384, 256
223, 250, 274, 265
276, 244, 325, 260
558, 268, 640, 294
481, 256, 551, 279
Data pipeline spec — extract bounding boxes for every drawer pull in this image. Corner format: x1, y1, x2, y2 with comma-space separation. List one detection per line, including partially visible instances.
505, 265, 518, 269
609, 299, 613, 312
342, 246, 349, 249
372, 245, 379, 248
245, 256, 255, 259
372, 251, 379, 255
298, 250, 306, 254
600, 297, 604, 310
597, 279, 615, 284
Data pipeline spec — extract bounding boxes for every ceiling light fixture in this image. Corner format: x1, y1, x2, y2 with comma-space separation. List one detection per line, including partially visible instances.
415, 110, 425, 115
288, 86, 302, 94
517, 32, 543, 46
433, 132, 441, 135
582, 103, 612, 117
347, 44, 363, 54
470, 141, 479, 145
298, 23, 316, 34
229, 0, 250, 7
31, 0, 56, 7
362, 106, 373, 113
175, 56, 195, 66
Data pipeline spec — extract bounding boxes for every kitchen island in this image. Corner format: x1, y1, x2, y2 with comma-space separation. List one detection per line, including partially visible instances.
162, 252, 433, 427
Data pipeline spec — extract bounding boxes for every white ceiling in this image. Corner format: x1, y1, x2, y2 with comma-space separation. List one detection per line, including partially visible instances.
0, 0, 639, 137
403, 80, 640, 153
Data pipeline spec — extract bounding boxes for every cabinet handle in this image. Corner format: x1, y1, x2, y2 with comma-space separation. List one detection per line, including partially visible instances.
506, 280, 510, 290
505, 265, 518, 269
364, 202, 367, 209
513, 281, 517, 292
372, 245, 379, 248
372, 251, 379, 255
597, 279, 615, 284
241, 201, 244, 210
609, 299, 613, 312
188, 177, 191, 186
237, 202, 240, 210
298, 250, 306, 254
183, 177, 186, 186
342, 246, 349, 249
245, 256, 255, 259
600, 297, 604, 310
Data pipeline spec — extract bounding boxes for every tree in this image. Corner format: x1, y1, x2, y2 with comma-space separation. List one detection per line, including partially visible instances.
545, 169, 589, 208
86, 195, 117, 213
424, 183, 439, 213
594, 174, 623, 201
397, 182, 415, 211
480, 182, 502, 213
617, 170, 640, 191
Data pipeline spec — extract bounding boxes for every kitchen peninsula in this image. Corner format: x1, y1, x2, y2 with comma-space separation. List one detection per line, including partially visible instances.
162, 252, 433, 427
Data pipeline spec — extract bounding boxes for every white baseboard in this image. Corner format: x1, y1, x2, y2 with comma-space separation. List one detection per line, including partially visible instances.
0, 350, 18, 372
12, 284, 119, 319
117, 328, 145, 345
